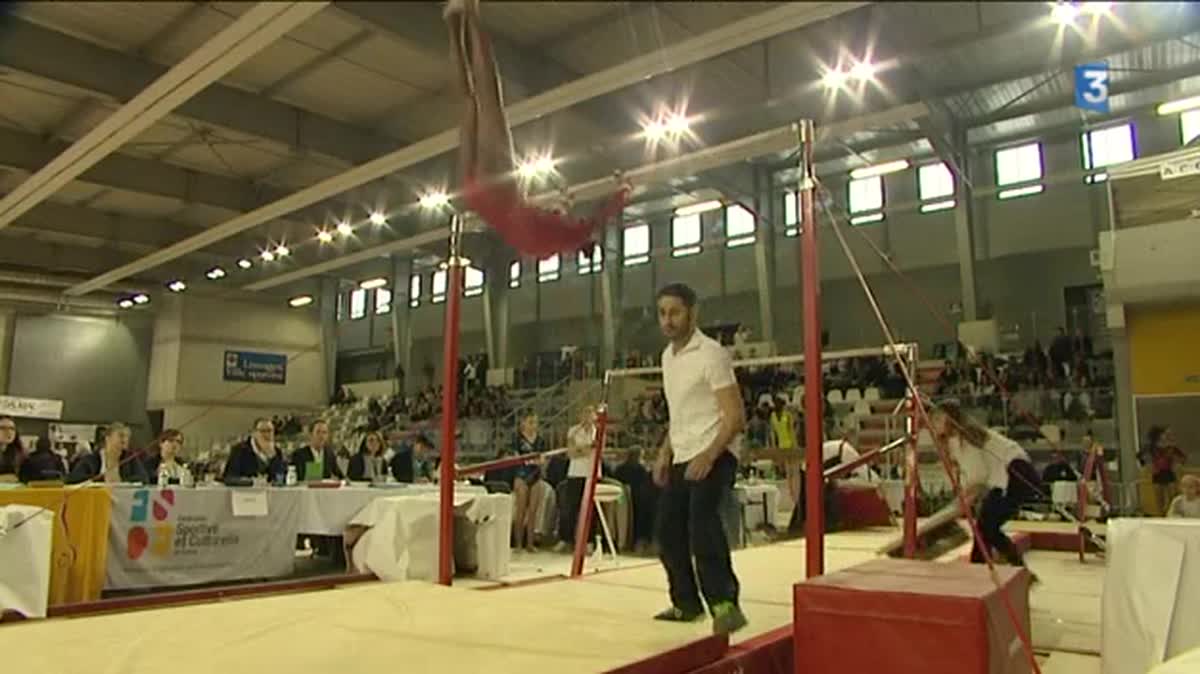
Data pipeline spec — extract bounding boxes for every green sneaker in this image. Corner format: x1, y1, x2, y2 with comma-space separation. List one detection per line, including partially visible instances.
654, 606, 704, 622
711, 602, 748, 635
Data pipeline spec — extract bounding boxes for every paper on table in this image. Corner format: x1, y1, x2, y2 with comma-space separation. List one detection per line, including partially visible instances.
231, 490, 269, 518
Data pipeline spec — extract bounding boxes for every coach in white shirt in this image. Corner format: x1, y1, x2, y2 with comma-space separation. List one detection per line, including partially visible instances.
651, 283, 748, 636
555, 406, 598, 552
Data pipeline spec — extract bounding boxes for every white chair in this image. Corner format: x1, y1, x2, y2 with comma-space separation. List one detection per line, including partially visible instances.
827, 390, 844, 405
854, 400, 872, 418
845, 388, 862, 403
863, 387, 881, 402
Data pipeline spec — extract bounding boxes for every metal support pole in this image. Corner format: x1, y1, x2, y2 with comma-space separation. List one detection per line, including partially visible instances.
570, 386, 610, 578
797, 119, 824, 579
437, 214, 465, 587
902, 344, 920, 559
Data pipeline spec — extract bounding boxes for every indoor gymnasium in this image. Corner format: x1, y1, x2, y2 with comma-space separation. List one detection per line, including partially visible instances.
1, 2, 1200, 673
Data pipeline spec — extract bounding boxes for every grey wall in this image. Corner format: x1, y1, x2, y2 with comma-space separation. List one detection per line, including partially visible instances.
8, 313, 153, 436
334, 107, 1188, 375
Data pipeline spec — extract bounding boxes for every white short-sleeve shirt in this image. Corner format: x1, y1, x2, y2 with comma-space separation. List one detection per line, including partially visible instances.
662, 330, 738, 464
949, 430, 1029, 491
566, 422, 596, 478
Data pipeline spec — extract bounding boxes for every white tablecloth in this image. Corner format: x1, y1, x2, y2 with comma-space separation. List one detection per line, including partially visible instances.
0, 505, 53, 618
1103, 518, 1200, 674
296, 485, 443, 536
347, 486, 511, 582
736, 483, 780, 530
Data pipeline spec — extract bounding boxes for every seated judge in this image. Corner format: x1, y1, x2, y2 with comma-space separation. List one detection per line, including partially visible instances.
348, 431, 388, 482
291, 419, 344, 481
20, 435, 67, 483
68, 422, 149, 484
390, 434, 437, 483
223, 417, 286, 483
149, 429, 192, 486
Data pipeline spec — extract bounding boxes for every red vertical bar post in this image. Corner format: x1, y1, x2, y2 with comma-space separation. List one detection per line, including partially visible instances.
903, 345, 920, 558
570, 401, 609, 577
438, 214, 465, 586
797, 120, 824, 579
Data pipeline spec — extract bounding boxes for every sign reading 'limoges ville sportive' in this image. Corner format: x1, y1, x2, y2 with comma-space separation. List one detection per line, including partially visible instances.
223, 350, 287, 385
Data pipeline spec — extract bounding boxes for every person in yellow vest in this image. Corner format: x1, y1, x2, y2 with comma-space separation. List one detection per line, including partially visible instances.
769, 396, 801, 510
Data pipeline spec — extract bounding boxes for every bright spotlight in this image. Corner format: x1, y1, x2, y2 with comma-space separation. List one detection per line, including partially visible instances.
261, 250, 275, 262
419, 192, 449, 209
132, 293, 150, 305
317, 229, 334, 244
275, 245, 290, 257
517, 161, 538, 179
1051, 2, 1079, 25
534, 156, 555, 174
237, 258, 253, 270
166, 280, 187, 293
205, 267, 226, 280
642, 119, 667, 141
666, 114, 689, 135
821, 68, 849, 90
1081, 1, 1112, 15
336, 220, 354, 237
118, 298, 135, 309
369, 211, 388, 225
850, 60, 876, 82
288, 295, 314, 308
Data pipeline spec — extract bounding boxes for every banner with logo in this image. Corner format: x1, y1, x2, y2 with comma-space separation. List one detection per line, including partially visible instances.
106, 488, 301, 590
223, 350, 287, 385
0, 395, 63, 420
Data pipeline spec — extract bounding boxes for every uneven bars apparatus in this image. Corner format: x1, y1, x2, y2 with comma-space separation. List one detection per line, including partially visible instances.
569, 343, 921, 579
434, 108, 930, 584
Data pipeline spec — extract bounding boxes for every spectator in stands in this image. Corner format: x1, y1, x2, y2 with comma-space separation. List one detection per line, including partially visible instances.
1049, 327, 1072, 381
19, 436, 66, 483
349, 431, 388, 482
0, 415, 24, 479
769, 396, 801, 509
734, 324, 750, 346
292, 419, 345, 482
1167, 475, 1200, 519
149, 429, 191, 486
223, 417, 286, 483
612, 448, 656, 553
1040, 451, 1078, 485
391, 434, 436, 483
68, 422, 149, 485
555, 406, 598, 553
1141, 425, 1187, 516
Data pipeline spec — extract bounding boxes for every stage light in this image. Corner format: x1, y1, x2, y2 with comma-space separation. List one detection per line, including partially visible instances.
674, 200, 723, 217
132, 293, 150, 305
849, 159, 911, 180
205, 266, 226, 280
359, 277, 388, 290
642, 119, 667, 141
336, 220, 354, 236
1051, 2, 1079, 25
117, 298, 135, 309
275, 245, 290, 258
419, 192, 449, 210
261, 250, 275, 262
1157, 95, 1200, 116
666, 114, 690, 135
821, 68, 848, 90
850, 60, 877, 82
369, 211, 388, 225
535, 155, 555, 174
288, 295, 314, 308
237, 258, 253, 270
166, 280, 187, 293
317, 229, 334, 244
1081, 1, 1112, 15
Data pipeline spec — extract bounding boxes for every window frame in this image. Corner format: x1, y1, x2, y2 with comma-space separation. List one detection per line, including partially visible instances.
1081, 122, 1136, 185
994, 141, 1045, 200
917, 162, 956, 213
464, 266, 484, 297
622, 222, 650, 266
431, 269, 447, 304
1181, 109, 1200, 146
723, 204, 756, 247
349, 288, 367, 320
537, 254, 561, 283
577, 244, 603, 275
508, 260, 521, 288
847, 174, 885, 226
374, 287, 392, 315
408, 274, 421, 308
670, 213, 702, 257
783, 190, 799, 237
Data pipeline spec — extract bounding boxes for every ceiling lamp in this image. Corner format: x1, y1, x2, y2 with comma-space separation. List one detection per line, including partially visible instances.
359, 277, 388, 290
1157, 95, 1200, 116
821, 68, 849, 90
642, 119, 667, 141
369, 211, 388, 225
317, 229, 334, 244
132, 293, 150, 305
205, 267, 226, 280
117, 298, 135, 309
166, 280, 187, 293
275, 245, 290, 257
675, 200, 723, 217
237, 258, 253, 270
261, 250, 275, 262
419, 192, 449, 210
1051, 2, 1079, 25
288, 295, 314, 308
336, 220, 354, 236
849, 60, 876, 82
849, 159, 911, 180
1081, 1, 1112, 15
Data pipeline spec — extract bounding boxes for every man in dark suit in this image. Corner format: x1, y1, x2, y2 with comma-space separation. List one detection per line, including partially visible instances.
291, 419, 344, 481
390, 434, 436, 483
222, 417, 286, 483
20, 436, 67, 482
67, 422, 150, 485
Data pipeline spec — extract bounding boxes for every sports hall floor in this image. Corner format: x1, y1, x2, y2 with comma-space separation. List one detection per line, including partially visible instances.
0, 522, 1103, 673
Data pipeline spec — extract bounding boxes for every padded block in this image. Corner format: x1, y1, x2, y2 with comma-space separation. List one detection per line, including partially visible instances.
794, 559, 1032, 674
833, 484, 892, 529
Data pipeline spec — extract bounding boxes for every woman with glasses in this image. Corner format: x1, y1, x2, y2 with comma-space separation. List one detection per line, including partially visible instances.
223, 418, 286, 483
0, 415, 26, 480
150, 429, 192, 486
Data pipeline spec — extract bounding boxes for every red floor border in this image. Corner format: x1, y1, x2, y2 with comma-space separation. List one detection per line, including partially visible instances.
602, 633, 730, 674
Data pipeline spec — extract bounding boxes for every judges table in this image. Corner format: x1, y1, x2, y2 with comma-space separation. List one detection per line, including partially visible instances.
0, 505, 53, 617
0, 486, 110, 606
105, 484, 500, 591
1102, 518, 1200, 674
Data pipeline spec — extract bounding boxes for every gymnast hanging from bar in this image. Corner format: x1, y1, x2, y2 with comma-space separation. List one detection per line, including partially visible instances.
445, 0, 630, 257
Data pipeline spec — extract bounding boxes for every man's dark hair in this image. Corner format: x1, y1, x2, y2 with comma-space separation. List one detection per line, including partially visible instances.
413, 434, 432, 448
656, 283, 697, 308
309, 418, 329, 432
